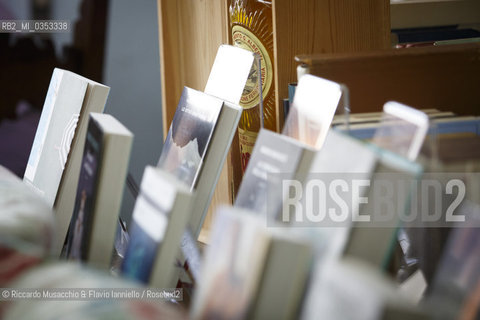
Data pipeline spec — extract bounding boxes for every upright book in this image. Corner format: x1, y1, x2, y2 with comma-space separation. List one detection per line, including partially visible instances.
234, 128, 317, 220
342, 146, 423, 269
54, 79, 110, 254
204, 44, 256, 105
250, 231, 313, 320
191, 206, 270, 320
300, 258, 417, 320
22, 68, 110, 254
282, 74, 343, 149
157, 86, 242, 237
63, 113, 133, 269
24, 68, 89, 204
290, 129, 379, 256
121, 166, 193, 288
372, 101, 429, 161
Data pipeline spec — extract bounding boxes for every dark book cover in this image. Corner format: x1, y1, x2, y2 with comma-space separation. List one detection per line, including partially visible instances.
64, 116, 103, 261
158, 87, 223, 189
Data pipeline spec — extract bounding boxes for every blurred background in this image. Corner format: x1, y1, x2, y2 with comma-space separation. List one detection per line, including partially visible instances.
0, 0, 163, 224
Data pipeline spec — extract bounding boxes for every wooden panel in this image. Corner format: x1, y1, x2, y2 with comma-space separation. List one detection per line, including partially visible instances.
296, 43, 480, 115
158, 0, 229, 137
272, 0, 391, 129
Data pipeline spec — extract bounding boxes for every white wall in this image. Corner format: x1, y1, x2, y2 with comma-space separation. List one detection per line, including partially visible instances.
50, 0, 81, 56
103, 0, 163, 224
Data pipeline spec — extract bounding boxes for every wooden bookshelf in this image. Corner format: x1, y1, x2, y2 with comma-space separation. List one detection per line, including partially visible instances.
296, 42, 480, 115
157, 0, 391, 241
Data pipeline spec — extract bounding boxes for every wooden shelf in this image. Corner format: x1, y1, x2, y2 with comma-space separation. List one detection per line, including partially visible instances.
296, 43, 480, 115
391, 0, 480, 29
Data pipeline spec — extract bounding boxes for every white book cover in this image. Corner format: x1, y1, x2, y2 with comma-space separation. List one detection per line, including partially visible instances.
24, 69, 88, 205
24, 68, 110, 217
282, 74, 343, 149
204, 44, 255, 105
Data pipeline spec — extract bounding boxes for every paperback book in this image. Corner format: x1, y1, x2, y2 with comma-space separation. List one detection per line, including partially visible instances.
121, 166, 193, 288
157, 86, 242, 236
191, 206, 270, 320
282, 74, 343, 149
63, 113, 132, 269
24, 68, 89, 205
234, 129, 316, 220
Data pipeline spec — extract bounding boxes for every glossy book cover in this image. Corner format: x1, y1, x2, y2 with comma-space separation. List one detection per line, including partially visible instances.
158, 87, 224, 189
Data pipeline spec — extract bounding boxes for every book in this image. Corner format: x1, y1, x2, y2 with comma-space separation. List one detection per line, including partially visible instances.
331, 109, 454, 126
190, 206, 270, 320
234, 129, 317, 221
250, 231, 313, 320
63, 113, 133, 269
157, 86, 242, 237
337, 115, 480, 141
24, 68, 88, 205
282, 74, 343, 149
372, 101, 429, 161
121, 166, 193, 288
53, 79, 110, 254
204, 44, 256, 105
288, 82, 297, 107
199, 42, 257, 237
289, 129, 379, 258
300, 257, 417, 320
342, 146, 424, 270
